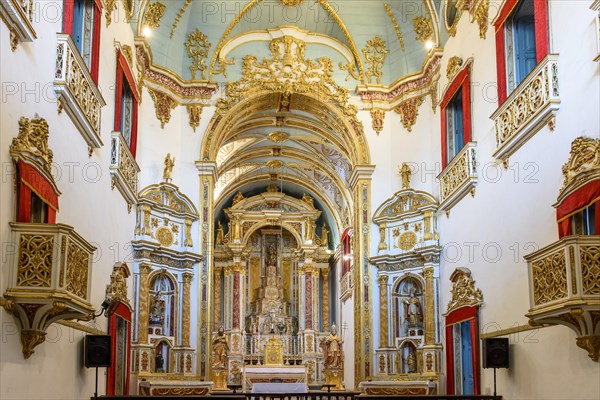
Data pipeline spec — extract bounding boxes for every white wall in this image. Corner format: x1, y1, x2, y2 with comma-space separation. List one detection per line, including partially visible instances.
0, 2, 138, 399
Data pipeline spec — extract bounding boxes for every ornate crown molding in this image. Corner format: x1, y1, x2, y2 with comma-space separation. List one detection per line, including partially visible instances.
135, 40, 217, 103
445, 268, 483, 314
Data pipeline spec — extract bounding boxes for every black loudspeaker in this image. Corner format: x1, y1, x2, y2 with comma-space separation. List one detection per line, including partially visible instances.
482, 338, 509, 369
84, 335, 111, 368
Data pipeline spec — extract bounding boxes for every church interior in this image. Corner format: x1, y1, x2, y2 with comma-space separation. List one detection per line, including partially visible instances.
0, 0, 599, 399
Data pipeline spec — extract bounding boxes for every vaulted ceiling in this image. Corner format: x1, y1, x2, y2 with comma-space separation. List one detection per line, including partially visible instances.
134, 0, 450, 87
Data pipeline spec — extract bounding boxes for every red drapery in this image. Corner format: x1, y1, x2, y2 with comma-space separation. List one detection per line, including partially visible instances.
113, 51, 140, 157
107, 302, 132, 396
18, 162, 59, 223
445, 306, 480, 395
556, 180, 600, 237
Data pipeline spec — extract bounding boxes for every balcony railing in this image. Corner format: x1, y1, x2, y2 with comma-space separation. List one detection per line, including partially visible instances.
54, 34, 106, 151
438, 142, 477, 214
2, 222, 96, 358
0, 0, 36, 50
110, 131, 140, 207
491, 55, 560, 162
524, 235, 600, 361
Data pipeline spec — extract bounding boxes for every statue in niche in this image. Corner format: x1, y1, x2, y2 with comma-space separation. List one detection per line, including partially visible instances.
305, 217, 315, 242
215, 221, 224, 245
231, 217, 241, 240
399, 162, 411, 189
267, 244, 277, 266
407, 351, 417, 373
155, 349, 164, 372
149, 291, 165, 324
404, 288, 423, 326
321, 223, 329, 248
212, 326, 229, 369
163, 153, 175, 182
321, 324, 343, 369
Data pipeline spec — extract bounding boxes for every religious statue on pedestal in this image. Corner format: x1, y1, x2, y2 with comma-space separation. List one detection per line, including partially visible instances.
321, 324, 345, 390
404, 288, 423, 326
163, 153, 175, 182
212, 326, 229, 369
211, 326, 229, 390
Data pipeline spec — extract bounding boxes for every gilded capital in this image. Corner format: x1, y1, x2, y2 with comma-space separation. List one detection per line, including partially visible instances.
377, 275, 388, 286
182, 272, 194, 284
140, 264, 152, 275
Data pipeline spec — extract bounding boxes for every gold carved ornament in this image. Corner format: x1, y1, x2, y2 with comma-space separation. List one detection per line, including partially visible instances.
531, 249, 568, 305
104, 0, 117, 27
398, 231, 417, 251
10, 116, 53, 174
186, 104, 204, 132
281, 0, 304, 5
363, 36, 388, 85
65, 242, 90, 299
370, 109, 385, 134
148, 89, 177, 129
446, 267, 483, 314
185, 28, 211, 80
474, 0, 489, 39
105, 263, 130, 306
156, 226, 175, 247
395, 96, 425, 132
446, 56, 463, 80
215, 36, 363, 138
144, 1, 166, 28
16, 234, 54, 287
561, 137, 600, 191
384, 3, 405, 51
413, 16, 433, 43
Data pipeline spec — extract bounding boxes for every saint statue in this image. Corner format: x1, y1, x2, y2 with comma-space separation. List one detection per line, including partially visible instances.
399, 162, 411, 189
212, 326, 229, 369
163, 153, 175, 182
267, 244, 277, 266
407, 352, 417, 373
215, 221, 224, 245
404, 288, 423, 326
149, 291, 165, 324
320, 223, 329, 248
322, 324, 343, 369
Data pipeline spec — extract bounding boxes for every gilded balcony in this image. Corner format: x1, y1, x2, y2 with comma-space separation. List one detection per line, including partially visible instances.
524, 235, 600, 361
2, 222, 96, 358
110, 131, 140, 208
438, 142, 477, 214
54, 34, 106, 151
491, 54, 560, 163
0, 0, 36, 51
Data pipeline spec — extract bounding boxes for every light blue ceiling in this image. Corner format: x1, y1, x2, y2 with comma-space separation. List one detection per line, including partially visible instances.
135, 0, 448, 87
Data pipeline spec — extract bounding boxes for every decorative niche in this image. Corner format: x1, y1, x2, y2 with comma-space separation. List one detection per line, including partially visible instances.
368, 186, 443, 392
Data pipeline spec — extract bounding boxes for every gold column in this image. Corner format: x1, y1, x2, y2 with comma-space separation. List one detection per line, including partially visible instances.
378, 274, 389, 347
322, 269, 330, 331
350, 165, 375, 385
424, 266, 435, 345
196, 161, 217, 377
213, 267, 222, 328
138, 263, 152, 343
182, 272, 193, 347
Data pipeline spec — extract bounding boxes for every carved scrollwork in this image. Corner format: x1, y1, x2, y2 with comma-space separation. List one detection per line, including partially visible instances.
561, 137, 600, 192
446, 267, 482, 314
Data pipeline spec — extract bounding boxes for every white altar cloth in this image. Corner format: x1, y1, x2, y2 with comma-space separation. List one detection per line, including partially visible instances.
252, 383, 307, 393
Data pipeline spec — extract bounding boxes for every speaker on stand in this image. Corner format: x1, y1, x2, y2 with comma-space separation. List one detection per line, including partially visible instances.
482, 338, 509, 399
84, 335, 111, 400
